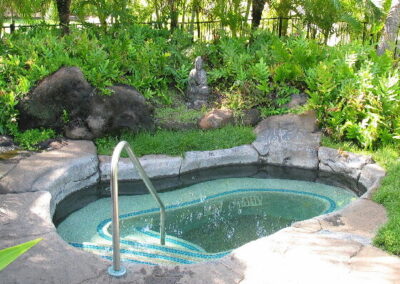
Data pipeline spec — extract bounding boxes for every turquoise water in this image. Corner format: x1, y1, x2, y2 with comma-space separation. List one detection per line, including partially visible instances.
57, 178, 357, 265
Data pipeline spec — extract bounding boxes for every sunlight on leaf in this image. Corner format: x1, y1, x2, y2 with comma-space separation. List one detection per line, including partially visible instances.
0, 238, 42, 271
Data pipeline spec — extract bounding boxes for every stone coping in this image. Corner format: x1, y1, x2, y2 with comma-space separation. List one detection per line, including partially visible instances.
1, 113, 400, 283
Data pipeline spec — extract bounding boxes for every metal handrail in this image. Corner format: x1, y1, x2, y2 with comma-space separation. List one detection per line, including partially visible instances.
108, 141, 166, 277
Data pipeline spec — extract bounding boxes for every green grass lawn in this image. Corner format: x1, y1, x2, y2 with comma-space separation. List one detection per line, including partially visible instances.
321, 136, 400, 255
95, 125, 256, 157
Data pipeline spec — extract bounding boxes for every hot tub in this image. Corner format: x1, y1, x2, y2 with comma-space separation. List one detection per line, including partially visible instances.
55, 165, 358, 265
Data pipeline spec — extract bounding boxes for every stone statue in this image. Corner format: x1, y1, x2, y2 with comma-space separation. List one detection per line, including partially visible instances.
186, 56, 210, 109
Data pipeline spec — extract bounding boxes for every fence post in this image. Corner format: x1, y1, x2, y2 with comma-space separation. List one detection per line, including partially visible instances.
278, 17, 283, 37
10, 20, 15, 33
197, 20, 201, 40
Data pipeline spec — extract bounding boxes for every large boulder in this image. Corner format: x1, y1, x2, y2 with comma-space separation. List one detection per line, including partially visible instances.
18, 67, 93, 131
252, 111, 321, 169
17, 67, 154, 139
84, 84, 154, 138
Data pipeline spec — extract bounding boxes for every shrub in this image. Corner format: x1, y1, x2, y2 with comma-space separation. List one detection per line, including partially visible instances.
306, 44, 400, 148
1, 27, 399, 150
14, 128, 56, 150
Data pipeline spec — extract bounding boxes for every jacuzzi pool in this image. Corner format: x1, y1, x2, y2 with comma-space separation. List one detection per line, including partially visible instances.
56, 168, 357, 265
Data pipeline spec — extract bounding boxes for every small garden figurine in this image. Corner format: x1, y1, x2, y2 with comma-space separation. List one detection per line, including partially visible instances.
186, 56, 210, 109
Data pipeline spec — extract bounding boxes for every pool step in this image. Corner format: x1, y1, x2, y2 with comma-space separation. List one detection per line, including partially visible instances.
70, 228, 229, 265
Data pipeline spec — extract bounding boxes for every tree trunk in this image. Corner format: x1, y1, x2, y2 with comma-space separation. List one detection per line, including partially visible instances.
55, 0, 71, 35
377, 0, 400, 55
154, 3, 162, 29
182, 1, 187, 28
251, 0, 266, 29
169, 0, 178, 31
245, 0, 252, 23
244, 0, 252, 29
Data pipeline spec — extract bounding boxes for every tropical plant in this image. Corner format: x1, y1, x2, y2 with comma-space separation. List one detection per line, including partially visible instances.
306, 44, 400, 148
14, 128, 56, 150
0, 238, 42, 272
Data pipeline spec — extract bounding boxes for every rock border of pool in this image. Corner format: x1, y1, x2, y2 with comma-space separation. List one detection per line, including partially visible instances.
1, 112, 400, 283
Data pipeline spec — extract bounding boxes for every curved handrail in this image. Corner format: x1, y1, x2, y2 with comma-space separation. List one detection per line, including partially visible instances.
108, 141, 166, 277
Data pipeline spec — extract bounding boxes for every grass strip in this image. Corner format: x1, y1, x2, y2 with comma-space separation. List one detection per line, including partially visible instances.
95, 125, 256, 158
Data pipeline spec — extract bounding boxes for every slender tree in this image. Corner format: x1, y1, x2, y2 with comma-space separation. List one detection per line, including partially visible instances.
377, 0, 400, 55
55, 0, 72, 35
251, 0, 267, 29
168, 0, 179, 30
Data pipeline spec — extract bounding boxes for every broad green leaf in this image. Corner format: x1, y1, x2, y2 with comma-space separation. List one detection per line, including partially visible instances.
0, 238, 42, 271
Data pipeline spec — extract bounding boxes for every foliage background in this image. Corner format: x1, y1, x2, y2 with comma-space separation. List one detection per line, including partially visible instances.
1, 23, 399, 149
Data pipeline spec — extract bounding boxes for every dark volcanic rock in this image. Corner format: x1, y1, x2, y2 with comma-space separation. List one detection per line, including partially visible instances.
36, 138, 66, 151
17, 67, 154, 139
0, 135, 15, 147
242, 109, 261, 126
86, 84, 154, 137
18, 67, 93, 131
0, 135, 18, 154
64, 121, 94, 140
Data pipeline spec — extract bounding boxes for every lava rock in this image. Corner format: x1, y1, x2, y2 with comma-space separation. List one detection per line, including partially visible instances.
18, 67, 93, 131
242, 109, 261, 126
0, 135, 18, 154
64, 122, 94, 140
0, 135, 15, 147
318, 147, 373, 180
85, 84, 154, 138
36, 138, 66, 151
17, 67, 155, 139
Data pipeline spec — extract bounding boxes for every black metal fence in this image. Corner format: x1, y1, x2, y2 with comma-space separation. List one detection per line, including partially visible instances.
2, 17, 399, 56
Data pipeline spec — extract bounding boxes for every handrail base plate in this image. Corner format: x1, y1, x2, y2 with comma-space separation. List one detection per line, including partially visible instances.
108, 265, 127, 277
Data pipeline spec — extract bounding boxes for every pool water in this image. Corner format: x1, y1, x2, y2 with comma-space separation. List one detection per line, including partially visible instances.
57, 178, 357, 265
120, 190, 330, 253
